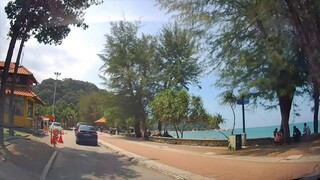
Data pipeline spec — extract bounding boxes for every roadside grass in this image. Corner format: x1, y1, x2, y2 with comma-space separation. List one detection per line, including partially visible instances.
4, 128, 29, 138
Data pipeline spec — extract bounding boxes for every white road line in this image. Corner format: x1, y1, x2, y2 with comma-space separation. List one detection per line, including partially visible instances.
40, 150, 58, 180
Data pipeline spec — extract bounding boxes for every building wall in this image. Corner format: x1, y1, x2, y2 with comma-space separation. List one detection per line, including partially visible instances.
4, 96, 35, 127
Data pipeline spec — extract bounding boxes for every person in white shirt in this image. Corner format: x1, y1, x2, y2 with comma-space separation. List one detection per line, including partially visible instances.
303, 123, 311, 136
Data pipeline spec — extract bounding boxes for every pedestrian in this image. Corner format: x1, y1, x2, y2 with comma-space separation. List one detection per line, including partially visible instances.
109, 127, 112, 135
273, 128, 278, 138
303, 123, 311, 136
144, 129, 151, 141
274, 129, 282, 145
292, 126, 301, 143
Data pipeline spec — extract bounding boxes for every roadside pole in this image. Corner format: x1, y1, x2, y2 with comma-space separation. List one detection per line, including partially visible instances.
237, 96, 249, 146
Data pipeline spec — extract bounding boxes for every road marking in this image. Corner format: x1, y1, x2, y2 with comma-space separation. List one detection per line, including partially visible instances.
79, 154, 88, 157
40, 150, 58, 180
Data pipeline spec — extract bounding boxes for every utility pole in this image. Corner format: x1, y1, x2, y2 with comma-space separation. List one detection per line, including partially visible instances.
52, 72, 61, 119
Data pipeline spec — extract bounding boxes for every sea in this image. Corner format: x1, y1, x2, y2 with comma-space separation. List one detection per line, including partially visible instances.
169, 121, 318, 139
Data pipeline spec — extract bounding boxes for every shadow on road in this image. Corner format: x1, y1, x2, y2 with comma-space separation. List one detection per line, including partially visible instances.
47, 145, 146, 179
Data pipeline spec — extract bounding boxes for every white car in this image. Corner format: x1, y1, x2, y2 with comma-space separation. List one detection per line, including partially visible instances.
49, 122, 63, 132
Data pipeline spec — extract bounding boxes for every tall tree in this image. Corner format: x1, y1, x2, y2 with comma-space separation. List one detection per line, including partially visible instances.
0, 0, 102, 146
155, 22, 202, 132
220, 91, 237, 135
284, 0, 320, 133
157, 22, 201, 90
99, 20, 159, 137
157, 0, 310, 143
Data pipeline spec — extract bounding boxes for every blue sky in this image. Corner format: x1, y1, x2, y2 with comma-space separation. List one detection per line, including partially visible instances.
0, 0, 315, 130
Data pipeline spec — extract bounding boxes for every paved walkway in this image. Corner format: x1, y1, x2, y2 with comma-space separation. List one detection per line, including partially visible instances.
98, 133, 320, 180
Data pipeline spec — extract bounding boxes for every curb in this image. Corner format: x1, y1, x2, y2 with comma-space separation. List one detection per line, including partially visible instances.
40, 150, 58, 180
98, 139, 215, 180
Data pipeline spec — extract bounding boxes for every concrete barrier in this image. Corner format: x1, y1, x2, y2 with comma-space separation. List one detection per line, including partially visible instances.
118, 133, 320, 147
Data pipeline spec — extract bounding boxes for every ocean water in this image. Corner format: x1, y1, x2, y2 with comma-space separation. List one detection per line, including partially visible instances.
169, 121, 318, 140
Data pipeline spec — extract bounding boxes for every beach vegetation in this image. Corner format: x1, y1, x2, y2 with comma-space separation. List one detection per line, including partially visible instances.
219, 91, 237, 135
150, 89, 208, 138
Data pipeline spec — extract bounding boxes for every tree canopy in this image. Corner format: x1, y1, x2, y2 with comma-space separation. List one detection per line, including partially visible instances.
156, 0, 319, 143
150, 89, 208, 138
99, 19, 203, 136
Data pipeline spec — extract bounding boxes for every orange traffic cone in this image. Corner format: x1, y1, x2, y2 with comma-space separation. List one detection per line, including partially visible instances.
58, 132, 63, 143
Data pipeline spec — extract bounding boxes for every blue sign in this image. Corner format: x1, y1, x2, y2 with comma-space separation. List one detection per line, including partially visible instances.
237, 98, 249, 105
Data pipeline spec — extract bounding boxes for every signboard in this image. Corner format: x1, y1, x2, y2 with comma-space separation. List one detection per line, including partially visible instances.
237, 98, 249, 105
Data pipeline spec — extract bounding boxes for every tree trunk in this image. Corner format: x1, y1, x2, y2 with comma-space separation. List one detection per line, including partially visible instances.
157, 121, 162, 134
134, 116, 141, 138
231, 105, 236, 135
278, 94, 293, 144
174, 124, 179, 138
134, 101, 145, 138
313, 79, 319, 133
8, 35, 26, 136
0, 32, 19, 146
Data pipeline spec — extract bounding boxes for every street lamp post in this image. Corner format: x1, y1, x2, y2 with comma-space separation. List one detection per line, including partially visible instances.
52, 72, 61, 119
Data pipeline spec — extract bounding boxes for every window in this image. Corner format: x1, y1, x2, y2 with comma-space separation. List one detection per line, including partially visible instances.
14, 97, 24, 116
27, 99, 33, 118
4, 96, 24, 116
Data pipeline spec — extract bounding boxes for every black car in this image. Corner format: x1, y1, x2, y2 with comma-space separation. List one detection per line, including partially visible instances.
75, 125, 98, 146
75, 122, 88, 134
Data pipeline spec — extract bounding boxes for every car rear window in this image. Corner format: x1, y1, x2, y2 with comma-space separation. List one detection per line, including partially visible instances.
79, 125, 95, 131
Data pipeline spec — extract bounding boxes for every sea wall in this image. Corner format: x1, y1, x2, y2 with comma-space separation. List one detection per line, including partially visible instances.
119, 133, 320, 147
149, 136, 275, 147
149, 136, 229, 146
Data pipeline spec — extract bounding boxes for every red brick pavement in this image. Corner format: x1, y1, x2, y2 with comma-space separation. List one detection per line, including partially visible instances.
98, 133, 320, 180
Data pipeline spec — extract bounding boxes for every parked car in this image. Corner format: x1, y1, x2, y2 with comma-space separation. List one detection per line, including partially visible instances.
49, 122, 62, 132
75, 125, 98, 146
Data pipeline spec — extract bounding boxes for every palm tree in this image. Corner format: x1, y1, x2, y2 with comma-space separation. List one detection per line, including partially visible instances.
220, 91, 237, 135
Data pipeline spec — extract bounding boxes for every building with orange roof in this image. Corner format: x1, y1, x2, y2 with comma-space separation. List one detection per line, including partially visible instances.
0, 61, 44, 127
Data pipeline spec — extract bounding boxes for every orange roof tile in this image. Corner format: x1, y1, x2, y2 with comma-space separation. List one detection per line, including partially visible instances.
5, 86, 45, 105
0, 61, 33, 75
0, 61, 38, 84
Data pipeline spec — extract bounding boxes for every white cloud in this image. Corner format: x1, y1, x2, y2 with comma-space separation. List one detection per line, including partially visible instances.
0, 0, 169, 89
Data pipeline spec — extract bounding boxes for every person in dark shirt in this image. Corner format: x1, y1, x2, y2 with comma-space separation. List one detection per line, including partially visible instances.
163, 131, 173, 138
293, 126, 301, 143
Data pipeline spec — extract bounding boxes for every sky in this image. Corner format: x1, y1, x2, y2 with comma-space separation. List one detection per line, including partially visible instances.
0, 0, 316, 130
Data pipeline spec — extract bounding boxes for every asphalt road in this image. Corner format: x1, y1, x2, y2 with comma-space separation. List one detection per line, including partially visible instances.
46, 130, 173, 180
